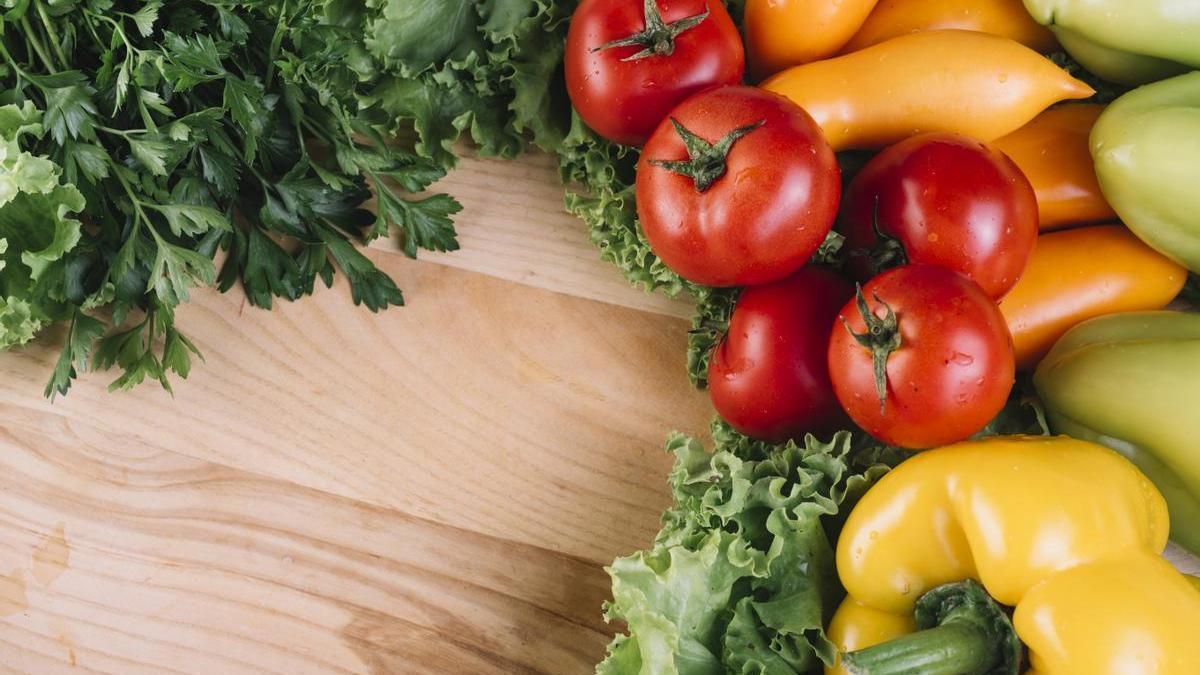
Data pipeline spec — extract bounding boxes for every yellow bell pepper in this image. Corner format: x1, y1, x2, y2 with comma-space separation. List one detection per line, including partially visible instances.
762, 30, 1093, 151
992, 104, 1116, 230
841, 0, 1057, 55
744, 0, 879, 80
826, 436, 1200, 675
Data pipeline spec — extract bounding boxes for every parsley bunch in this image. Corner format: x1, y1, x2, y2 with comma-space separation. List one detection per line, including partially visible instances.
0, 0, 460, 397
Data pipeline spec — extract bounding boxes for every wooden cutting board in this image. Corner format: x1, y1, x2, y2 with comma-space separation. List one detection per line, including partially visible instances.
0, 151, 1194, 674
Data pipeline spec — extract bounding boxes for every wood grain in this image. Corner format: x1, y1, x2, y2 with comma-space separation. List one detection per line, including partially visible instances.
369, 150, 693, 320
0, 253, 713, 567
0, 425, 612, 674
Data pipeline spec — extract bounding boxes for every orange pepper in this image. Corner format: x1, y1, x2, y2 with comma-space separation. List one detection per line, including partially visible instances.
762, 30, 1093, 151
993, 104, 1117, 230
841, 0, 1057, 54
999, 225, 1186, 370
744, 0, 878, 81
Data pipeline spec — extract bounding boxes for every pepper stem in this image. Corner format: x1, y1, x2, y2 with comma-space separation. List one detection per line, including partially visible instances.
841, 286, 901, 414
841, 580, 1021, 675
648, 118, 765, 192
592, 0, 711, 61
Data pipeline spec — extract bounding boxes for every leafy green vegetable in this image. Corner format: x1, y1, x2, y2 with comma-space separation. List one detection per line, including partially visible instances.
361, 0, 576, 168
0, 101, 83, 350
0, 1, 462, 396
559, 112, 695, 297
686, 286, 738, 388
599, 421, 903, 675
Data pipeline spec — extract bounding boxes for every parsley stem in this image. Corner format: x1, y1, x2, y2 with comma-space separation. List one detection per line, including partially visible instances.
0, 35, 28, 78
265, 0, 289, 90
35, 1, 71, 71
112, 165, 153, 231
95, 125, 134, 137
86, 11, 137, 55
19, 15, 57, 74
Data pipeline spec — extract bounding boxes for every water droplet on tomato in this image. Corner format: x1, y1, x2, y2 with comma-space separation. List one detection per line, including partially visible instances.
950, 352, 974, 366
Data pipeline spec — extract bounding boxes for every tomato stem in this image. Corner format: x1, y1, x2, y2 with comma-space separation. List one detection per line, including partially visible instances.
851, 198, 909, 275
841, 580, 1020, 675
592, 0, 711, 61
842, 286, 902, 414
648, 117, 764, 192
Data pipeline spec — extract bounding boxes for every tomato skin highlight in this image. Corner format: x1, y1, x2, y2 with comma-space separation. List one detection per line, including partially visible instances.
565, 0, 745, 147
708, 267, 854, 442
828, 265, 1015, 449
840, 133, 1038, 299
637, 86, 841, 287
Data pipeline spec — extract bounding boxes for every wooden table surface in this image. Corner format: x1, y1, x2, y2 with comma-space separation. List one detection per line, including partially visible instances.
0, 151, 1195, 674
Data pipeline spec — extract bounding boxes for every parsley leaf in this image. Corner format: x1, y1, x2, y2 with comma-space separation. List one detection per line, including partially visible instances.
2, 4, 464, 397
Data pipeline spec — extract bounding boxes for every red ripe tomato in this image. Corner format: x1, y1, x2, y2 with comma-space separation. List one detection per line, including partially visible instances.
709, 266, 854, 442
840, 133, 1038, 299
637, 86, 841, 287
827, 265, 1015, 449
565, 0, 744, 146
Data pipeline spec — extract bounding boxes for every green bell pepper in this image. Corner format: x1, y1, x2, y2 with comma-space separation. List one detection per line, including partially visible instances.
1034, 311, 1200, 555
1091, 72, 1200, 273
1023, 0, 1200, 70
1052, 27, 1188, 86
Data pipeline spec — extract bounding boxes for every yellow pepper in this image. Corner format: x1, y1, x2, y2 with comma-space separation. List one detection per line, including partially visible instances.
828, 436, 1200, 675
762, 30, 1093, 151
744, 0, 879, 80
841, 0, 1057, 54
992, 104, 1117, 230
998, 224, 1186, 370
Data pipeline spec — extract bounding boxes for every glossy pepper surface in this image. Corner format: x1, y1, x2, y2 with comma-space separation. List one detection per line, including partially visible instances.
1035, 311, 1200, 555
744, 0, 878, 80
762, 30, 1093, 151
998, 224, 1185, 370
827, 436, 1200, 675
1051, 26, 1188, 86
992, 104, 1115, 230
1023, 0, 1200, 70
841, 0, 1056, 54
1091, 72, 1200, 273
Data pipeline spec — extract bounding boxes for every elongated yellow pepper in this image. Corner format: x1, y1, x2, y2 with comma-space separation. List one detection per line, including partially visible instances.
762, 30, 1093, 151
828, 436, 1200, 675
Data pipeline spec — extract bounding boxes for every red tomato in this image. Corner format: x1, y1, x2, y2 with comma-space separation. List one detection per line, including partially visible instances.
827, 265, 1015, 449
840, 133, 1038, 299
709, 266, 854, 442
565, 0, 744, 146
637, 86, 841, 287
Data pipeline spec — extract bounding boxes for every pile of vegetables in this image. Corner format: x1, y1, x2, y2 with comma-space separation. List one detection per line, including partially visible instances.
557, 0, 1200, 672
3, 1, 1200, 673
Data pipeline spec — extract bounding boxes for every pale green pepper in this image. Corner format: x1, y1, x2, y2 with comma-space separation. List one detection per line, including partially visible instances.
1024, 0, 1200, 72
1091, 72, 1200, 272
1052, 27, 1188, 86
1035, 311, 1200, 555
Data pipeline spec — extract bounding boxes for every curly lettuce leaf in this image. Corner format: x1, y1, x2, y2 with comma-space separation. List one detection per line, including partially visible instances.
0, 102, 83, 348
599, 422, 902, 675
559, 113, 692, 296
362, 0, 574, 166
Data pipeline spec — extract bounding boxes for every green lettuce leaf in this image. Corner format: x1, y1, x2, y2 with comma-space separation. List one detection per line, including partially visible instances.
362, 0, 574, 167
0, 101, 83, 348
559, 112, 692, 296
599, 422, 902, 675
